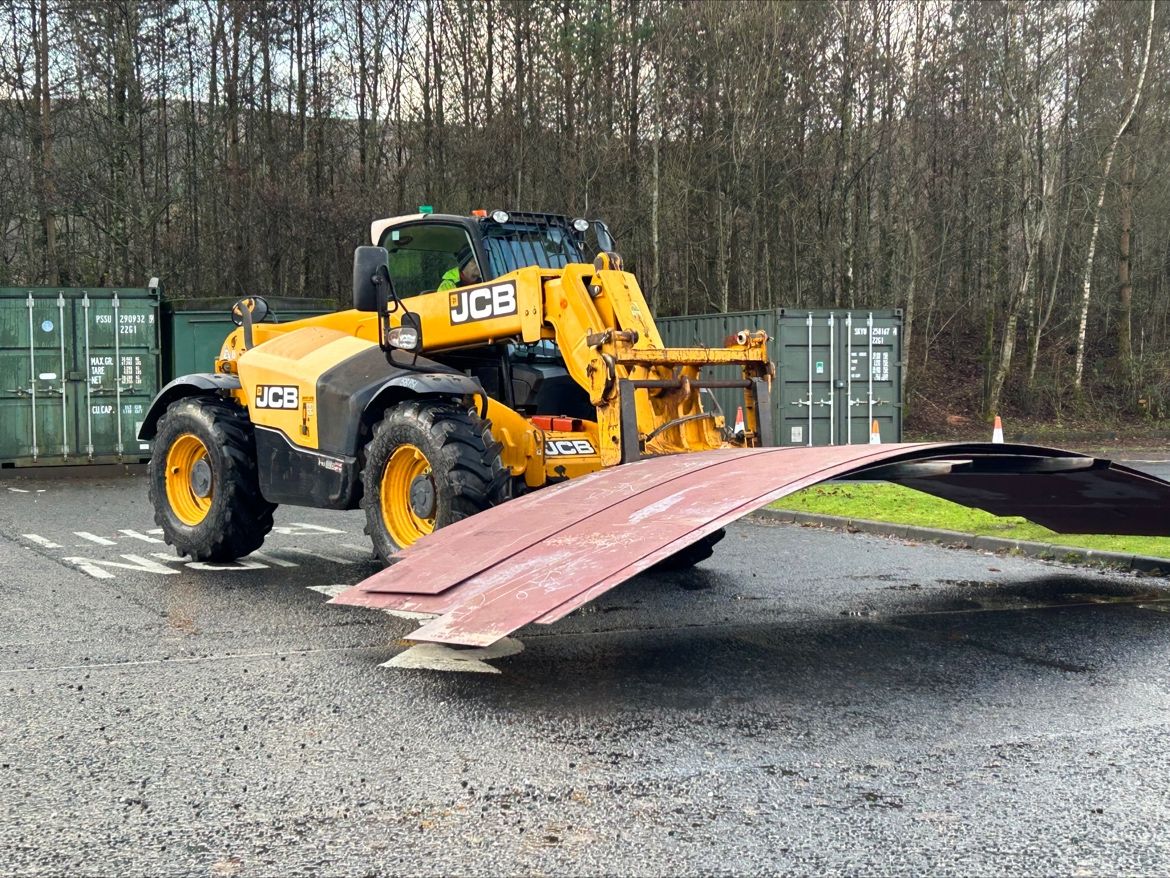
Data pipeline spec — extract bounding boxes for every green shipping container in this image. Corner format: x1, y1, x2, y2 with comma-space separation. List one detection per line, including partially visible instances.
657, 308, 903, 446
1, 287, 161, 467
162, 298, 335, 381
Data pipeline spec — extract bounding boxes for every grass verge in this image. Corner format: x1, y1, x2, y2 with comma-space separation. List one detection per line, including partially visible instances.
770, 482, 1170, 560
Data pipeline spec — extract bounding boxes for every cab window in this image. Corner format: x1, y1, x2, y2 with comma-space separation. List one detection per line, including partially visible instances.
378, 223, 480, 297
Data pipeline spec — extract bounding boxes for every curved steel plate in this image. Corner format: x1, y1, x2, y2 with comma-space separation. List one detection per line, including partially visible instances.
331, 442, 1170, 647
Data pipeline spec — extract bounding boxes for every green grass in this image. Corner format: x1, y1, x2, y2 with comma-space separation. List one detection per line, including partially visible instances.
770, 482, 1170, 560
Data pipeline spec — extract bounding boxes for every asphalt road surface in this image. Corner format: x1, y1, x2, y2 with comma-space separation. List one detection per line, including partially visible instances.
1117, 453, 1170, 483
3, 465, 1170, 876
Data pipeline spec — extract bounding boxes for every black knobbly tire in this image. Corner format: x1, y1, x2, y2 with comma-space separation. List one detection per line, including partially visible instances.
651, 528, 727, 572
361, 399, 509, 563
148, 396, 277, 562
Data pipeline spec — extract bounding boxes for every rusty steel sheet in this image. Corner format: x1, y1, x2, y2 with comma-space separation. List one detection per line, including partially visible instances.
331, 442, 1170, 647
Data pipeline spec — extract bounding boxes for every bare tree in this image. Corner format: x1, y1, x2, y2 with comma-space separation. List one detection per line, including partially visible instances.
1073, 0, 1155, 392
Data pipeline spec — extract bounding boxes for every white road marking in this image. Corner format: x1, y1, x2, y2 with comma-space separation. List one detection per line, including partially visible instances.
7, 487, 29, 493
343, 543, 375, 555
382, 637, 524, 674
75, 531, 117, 546
147, 528, 164, 535
21, 534, 62, 549
58, 559, 114, 579
186, 558, 271, 572
306, 584, 349, 597
251, 551, 299, 568
281, 546, 359, 565
272, 522, 346, 536
63, 554, 182, 579
119, 528, 165, 544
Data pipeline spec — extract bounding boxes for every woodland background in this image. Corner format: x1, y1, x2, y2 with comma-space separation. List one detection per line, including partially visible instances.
2, 0, 1168, 428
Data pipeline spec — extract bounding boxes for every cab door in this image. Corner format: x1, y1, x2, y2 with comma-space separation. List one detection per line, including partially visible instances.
377, 222, 485, 296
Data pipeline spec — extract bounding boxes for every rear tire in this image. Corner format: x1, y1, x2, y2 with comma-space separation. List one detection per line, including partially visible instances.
149, 397, 276, 562
651, 528, 726, 572
361, 399, 509, 563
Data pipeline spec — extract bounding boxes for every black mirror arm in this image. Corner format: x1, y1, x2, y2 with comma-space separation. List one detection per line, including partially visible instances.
373, 268, 399, 350
240, 305, 254, 350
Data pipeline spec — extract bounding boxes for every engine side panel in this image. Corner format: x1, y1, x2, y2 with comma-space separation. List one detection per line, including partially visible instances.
236, 327, 368, 451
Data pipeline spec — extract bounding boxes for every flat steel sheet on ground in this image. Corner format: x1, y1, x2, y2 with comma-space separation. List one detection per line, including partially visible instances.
332, 442, 1170, 646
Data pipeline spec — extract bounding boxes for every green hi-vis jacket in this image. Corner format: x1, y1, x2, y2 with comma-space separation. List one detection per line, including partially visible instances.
437, 266, 461, 292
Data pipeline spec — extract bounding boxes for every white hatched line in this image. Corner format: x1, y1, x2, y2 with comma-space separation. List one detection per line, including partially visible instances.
75, 531, 116, 546
146, 528, 164, 535
306, 584, 349, 597
280, 546, 359, 565
22, 534, 62, 549
62, 559, 115, 579
7, 487, 30, 493
342, 543, 374, 555
251, 551, 299, 568
119, 528, 164, 544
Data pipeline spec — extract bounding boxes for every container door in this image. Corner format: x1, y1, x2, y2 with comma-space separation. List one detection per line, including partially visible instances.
81, 292, 158, 460
867, 312, 903, 443
0, 292, 75, 462
838, 312, 902, 444
775, 311, 836, 446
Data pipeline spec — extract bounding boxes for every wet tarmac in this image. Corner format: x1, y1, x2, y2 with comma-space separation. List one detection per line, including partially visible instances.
2, 465, 1169, 875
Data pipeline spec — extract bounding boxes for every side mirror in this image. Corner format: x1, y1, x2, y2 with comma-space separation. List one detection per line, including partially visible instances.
353, 246, 391, 312
230, 296, 269, 326
231, 296, 269, 350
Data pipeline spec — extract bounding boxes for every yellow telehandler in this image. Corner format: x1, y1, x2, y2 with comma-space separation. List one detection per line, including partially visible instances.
139, 209, 773, 564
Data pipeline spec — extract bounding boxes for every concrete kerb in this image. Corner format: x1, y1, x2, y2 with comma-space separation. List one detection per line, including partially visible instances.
748, 508, 1170, 577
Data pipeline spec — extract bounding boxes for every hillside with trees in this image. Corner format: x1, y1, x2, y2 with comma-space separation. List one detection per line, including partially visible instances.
2, 0, 1167, 427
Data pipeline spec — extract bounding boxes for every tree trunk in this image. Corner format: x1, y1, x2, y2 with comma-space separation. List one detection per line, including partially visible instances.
1074, 0, 1154, 391
33, 0, 57, 284
989, 211, 1045, 418
1117, 135, 1135, 370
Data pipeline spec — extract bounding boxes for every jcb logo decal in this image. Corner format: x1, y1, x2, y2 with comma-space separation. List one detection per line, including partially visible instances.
545, 439, 595, 456
450, 282, 517, 325
255, 385, 299, 409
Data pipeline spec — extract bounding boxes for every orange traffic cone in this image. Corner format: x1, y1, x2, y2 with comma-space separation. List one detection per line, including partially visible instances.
992, 415, 1004, 444
869, 419, 881, 444
733, 406, 745, 436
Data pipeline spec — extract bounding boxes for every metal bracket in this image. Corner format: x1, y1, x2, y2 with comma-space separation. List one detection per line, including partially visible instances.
752, 377, 775, 447
619, 379, 641, 464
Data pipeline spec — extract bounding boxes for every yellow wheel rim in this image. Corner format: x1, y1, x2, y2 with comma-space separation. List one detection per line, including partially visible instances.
380, 444, 435, 548
165, 433, 213, 526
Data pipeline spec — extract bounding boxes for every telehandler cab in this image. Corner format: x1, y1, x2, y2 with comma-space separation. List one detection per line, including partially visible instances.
140, 210, 774, 564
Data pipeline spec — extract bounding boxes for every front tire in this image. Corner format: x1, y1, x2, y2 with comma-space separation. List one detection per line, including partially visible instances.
149, 397, 276, 561
361, 399, 508, 562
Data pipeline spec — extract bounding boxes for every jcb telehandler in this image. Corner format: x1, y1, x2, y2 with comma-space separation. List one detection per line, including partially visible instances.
140, 210, 774, 564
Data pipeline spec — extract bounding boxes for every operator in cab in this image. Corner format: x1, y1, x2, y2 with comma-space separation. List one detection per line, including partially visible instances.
438, 247, 481, 291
